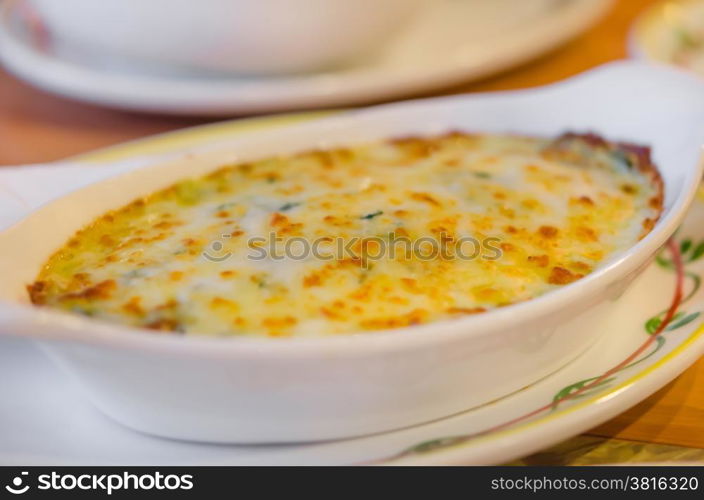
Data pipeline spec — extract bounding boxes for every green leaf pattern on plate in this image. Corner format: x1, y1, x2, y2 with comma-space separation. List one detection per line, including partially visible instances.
390, 236, 703, 460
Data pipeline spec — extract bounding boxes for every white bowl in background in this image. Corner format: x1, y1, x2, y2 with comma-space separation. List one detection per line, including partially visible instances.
0, 0, 612, 114
25, 0, 423, 75
0, 61, 702, 444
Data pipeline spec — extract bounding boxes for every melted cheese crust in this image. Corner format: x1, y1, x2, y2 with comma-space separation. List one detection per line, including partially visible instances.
29, 133, 663, 337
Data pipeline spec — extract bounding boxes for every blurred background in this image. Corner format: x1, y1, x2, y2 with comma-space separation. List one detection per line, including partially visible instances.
2, 0, 699, 165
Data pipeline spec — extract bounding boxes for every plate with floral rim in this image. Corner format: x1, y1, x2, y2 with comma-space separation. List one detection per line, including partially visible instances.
0, 117, 703, 465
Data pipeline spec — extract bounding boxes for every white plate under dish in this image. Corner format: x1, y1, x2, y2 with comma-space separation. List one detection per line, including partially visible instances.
1, 190, 703, 465
0, 0, 612, 115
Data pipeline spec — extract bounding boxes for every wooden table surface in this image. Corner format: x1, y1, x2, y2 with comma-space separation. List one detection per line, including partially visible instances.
1, 0, 702, 463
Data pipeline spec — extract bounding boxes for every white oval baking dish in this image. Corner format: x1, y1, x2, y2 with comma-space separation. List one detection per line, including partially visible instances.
0, 61, 702, 443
